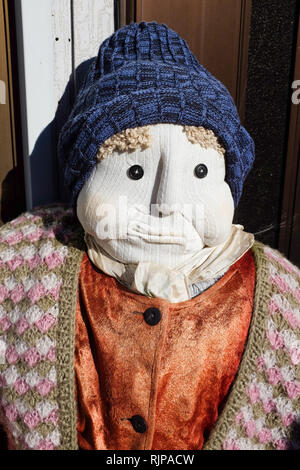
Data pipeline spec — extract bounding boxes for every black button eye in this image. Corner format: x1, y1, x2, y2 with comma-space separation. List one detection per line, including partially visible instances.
194, 164, 208, 179
128, 165, 144, 180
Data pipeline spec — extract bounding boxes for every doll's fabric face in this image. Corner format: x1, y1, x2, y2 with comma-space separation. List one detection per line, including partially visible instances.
77, 123, 234, 268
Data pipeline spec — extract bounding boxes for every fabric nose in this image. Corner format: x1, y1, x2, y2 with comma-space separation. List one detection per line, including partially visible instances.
152, 155, 182, 212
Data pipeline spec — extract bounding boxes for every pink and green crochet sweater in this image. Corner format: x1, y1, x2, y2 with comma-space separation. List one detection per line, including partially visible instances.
0, 206, 299, 450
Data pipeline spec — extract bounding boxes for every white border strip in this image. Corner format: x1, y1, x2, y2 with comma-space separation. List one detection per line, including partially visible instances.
14, 0, 56, 210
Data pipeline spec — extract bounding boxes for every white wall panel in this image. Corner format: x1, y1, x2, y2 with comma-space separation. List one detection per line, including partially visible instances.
51, 0, 72, 105
14, 0, 56, 209
15, 0, 114, 209
73, 0, 114, 71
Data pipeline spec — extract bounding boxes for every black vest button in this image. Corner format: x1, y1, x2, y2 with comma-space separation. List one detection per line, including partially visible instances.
143, 307, 161, 326
130, 415, 147, 434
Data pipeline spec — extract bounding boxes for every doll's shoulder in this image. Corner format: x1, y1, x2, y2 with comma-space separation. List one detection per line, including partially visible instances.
250, 240, 300, 346
251, 240, 300, 288
250, 240, 300, 348
0, 204, 84, 333
215, 242, 300, 451
0, 204, 84, 272
0, 206, 84, 449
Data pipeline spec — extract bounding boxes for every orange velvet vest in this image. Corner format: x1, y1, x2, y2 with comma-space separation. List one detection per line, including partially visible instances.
75, 250, 255, 450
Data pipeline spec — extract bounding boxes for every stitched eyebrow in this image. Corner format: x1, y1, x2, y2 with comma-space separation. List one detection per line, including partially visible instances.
183, 126, 225, 157
97, 126, 152, 160
97, 125, 225, 161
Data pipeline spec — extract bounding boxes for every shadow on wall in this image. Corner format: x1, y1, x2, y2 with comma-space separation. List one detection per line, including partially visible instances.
26, 57, 96, 210
1, 168, 25, 224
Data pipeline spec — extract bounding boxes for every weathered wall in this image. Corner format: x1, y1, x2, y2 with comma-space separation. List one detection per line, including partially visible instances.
15, 0, 114, 209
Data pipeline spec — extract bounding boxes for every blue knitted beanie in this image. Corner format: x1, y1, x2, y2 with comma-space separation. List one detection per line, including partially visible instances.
58, 21, 255, 207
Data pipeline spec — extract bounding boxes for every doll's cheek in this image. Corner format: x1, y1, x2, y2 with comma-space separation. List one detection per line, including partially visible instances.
76, 190, 88, 231
77, 188, 106, 235
203, 216, 232, 246
205, 213, 234, 246
193, 186, 234, 246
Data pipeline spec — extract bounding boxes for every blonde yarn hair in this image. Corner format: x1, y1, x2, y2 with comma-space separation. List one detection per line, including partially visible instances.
97, 126, 152, 160
97, 125, 225, 160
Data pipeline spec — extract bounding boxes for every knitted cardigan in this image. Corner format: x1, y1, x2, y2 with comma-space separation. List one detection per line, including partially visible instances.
0, 206, 299, 451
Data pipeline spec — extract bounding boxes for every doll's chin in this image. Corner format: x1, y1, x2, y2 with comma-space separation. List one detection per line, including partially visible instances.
203, 235, 231, 247
99, 239, 204, 267
203, 224, 233, 247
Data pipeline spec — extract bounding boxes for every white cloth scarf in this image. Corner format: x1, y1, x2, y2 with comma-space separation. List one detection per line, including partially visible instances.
85, 224, 254, 303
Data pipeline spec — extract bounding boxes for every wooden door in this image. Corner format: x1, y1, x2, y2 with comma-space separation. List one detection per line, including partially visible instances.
279, 16, 300, 266
0, 0, 25, 224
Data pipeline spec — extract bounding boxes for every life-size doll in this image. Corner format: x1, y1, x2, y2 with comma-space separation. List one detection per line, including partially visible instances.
0, 22, 299, 451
